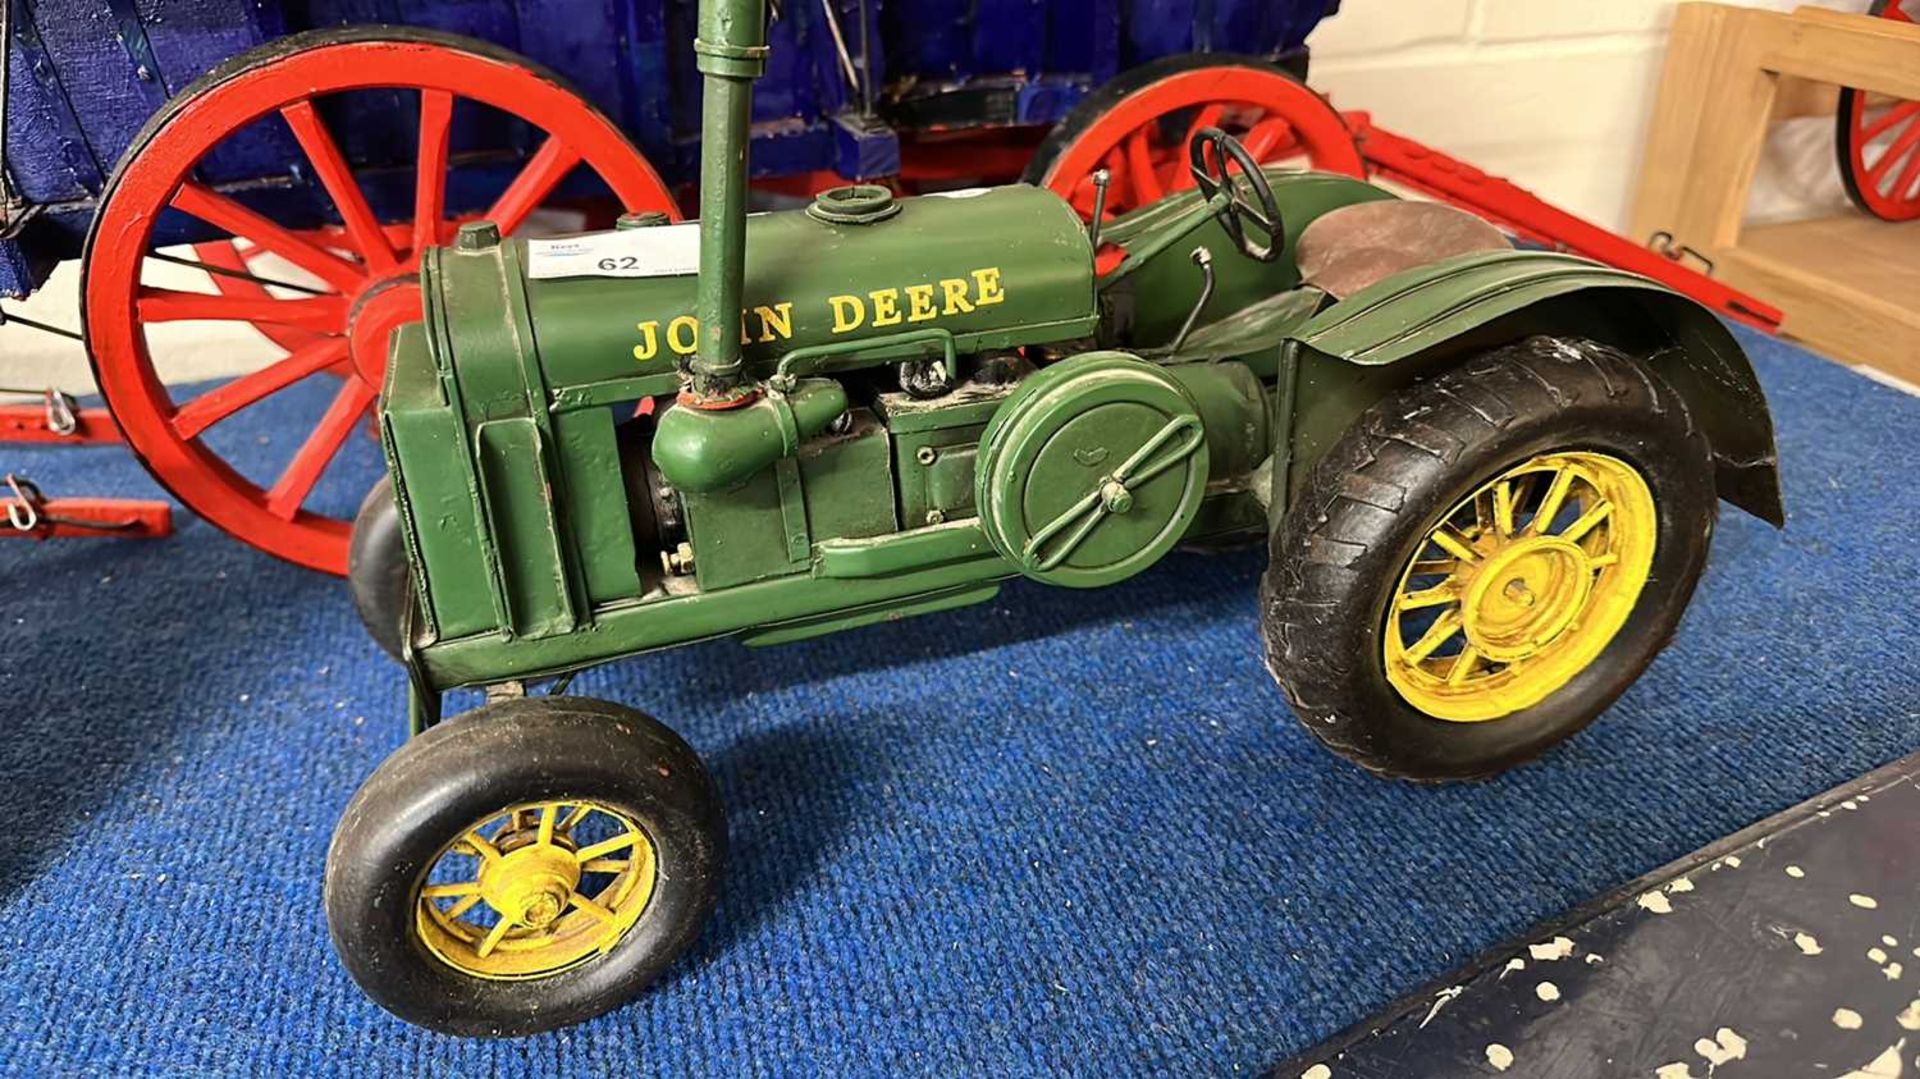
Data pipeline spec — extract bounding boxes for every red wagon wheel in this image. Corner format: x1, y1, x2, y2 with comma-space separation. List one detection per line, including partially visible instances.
84, 28, 676, 575
1024, 54, 1366, 223
1838, 0, 1920, 221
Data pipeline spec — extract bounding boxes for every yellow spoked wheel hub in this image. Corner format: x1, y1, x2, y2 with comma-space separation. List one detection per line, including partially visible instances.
415, 800, 659, 980
1383, 451, 1658, 724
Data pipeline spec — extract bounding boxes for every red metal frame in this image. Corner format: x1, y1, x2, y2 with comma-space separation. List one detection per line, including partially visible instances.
0, 394, 123, 444
1, 474, 173, 541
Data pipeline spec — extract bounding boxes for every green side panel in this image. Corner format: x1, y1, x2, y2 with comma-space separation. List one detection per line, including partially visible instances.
1103, 171, 1395, 348
683, 469, 803, 591
894, 423, 988, 529
1171, 287, 1329, 370
1281, 342, 1456, 510
382, 322, 495, 640
418, 554, 1015, 688
798, 411, 898, 542
814, 520, 997, 578
513, 184, 1098, 396
1286, 249, 1785, 526
475, 418, 575, 638
552, 407, 642, 604
1164, 361, 1270, 480
739, 584, 1002, 647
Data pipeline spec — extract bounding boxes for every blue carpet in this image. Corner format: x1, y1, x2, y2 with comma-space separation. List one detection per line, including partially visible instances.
1, 327, 1916, 1075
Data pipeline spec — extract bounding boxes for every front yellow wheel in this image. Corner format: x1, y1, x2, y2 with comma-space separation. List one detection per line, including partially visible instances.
1384, 452, 1658, 723
416, 800, 660, 980
326, 697, 725, 1036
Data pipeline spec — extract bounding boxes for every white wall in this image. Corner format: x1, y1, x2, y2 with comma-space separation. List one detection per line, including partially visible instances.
1306, 0, 1862, 232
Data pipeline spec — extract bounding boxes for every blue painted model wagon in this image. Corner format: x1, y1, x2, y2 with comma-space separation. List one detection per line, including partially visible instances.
2, 0, 1361, 572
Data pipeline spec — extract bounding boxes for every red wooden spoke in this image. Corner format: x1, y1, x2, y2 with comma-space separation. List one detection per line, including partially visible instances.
1865, 121, 1920, 186
1863, 101, 1920, 143
171, 183, 367, 294
1892, 137, 1920, 200
1183, 104, 1227, 149
414, 89, 455, 256
169, 337, 350, 440
1125, 127, 1165, 205
1240, 117, 1293, 162
485, 135, 584, 237
280, 100, 399, 273
190, 240, 326, 353
265, 377, 377, 520
137, 288, 349, 333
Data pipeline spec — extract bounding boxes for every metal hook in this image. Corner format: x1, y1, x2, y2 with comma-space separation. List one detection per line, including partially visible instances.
43, 390, 77, 437
4, 473, 40, 532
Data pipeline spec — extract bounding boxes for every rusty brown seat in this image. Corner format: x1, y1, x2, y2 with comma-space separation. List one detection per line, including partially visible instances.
1295, 200, 1511, 300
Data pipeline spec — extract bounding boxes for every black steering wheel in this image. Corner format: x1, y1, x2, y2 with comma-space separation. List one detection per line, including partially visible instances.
1188, 127, 1285, 263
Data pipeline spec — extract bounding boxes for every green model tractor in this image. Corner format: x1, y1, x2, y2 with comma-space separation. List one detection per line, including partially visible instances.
324, 0, 1785, 1037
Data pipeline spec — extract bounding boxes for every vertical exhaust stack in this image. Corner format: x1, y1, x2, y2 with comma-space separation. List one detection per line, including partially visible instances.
687, 0, 770, 405
651, 0, 850, 498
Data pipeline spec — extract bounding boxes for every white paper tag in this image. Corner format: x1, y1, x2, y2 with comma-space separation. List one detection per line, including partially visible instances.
525, 223, 701, 280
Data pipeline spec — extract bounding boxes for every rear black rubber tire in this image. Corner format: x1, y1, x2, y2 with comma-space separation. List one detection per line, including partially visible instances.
347, 476, 410, 662
1261, 336, 1718, 781
324, 696, 726, 1036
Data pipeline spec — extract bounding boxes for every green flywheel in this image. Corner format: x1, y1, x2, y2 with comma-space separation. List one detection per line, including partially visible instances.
976, 352, 1210, 589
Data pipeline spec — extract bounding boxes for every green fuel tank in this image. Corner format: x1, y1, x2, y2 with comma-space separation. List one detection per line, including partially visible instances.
418, 184, 1099, 406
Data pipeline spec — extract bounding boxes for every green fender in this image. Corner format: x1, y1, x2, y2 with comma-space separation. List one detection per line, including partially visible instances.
1283, 249, 1786, 527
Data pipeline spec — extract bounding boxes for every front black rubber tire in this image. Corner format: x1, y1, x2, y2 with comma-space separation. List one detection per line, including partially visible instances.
1261, 336, 1717, 781
348, 476, 410, 662
324, 697, 726, 1036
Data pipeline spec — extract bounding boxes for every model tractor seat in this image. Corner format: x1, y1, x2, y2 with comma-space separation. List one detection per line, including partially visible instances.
1296, 200, 1512, 300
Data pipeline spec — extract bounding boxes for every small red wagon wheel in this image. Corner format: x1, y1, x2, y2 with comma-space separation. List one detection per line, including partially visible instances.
1024, 54, 1366, 223
1837, 0, 1920, 221
83, 27, 675, 575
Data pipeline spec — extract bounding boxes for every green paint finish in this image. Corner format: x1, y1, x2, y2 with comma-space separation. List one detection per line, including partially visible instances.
380, 99, 1782, 697
1286, 248, 1785, 526
418, 554, 1016, 688
1163, 361, 1270, 480
976, 352, 1210, 588
1292, 250, 1686, 364
552, 406, 641, 604
682, 469, 802, 591
651, 378, 849, 493
689, 0, 768, 394
814, 520, 996, 578
1104, 170, 1394, 348
797, 412, 899, 547
894, 423, 989, 529
474, 418, 575, 638
515, 185, 1097, 391
739, 584, 1002, 647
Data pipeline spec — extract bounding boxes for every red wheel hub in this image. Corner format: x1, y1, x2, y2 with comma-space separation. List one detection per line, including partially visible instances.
346, 278, 425, 385
1032, 64, 1366, 223
83, 32, 676, 574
